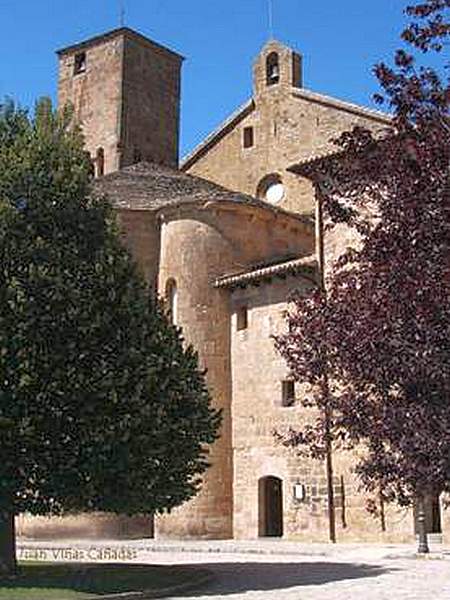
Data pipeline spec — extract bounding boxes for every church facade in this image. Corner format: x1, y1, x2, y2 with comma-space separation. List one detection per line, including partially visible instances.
17, 27, 449, 545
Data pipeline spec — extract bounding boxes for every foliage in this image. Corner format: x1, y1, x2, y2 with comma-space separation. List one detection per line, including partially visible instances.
274, 288, 337, 461
0, 562, 204, 599
275, 0, 450, 507
0, 98, 221, 530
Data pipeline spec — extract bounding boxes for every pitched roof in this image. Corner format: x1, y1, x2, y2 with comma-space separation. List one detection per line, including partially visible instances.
287, 148, 346, 178
292, 88, 390, 124
181, 89, 390, 171
182, 100, 255, 171
94, 162, 312, 224
288, 134, 397, 179
214, 255, 318, 289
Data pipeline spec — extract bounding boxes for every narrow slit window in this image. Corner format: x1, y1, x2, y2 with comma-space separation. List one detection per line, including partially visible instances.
85, 152, 95, 178
236, 306, 248, 331
96, 148, 105, 177
281, 380, 295, 407
74, 52, 87, 75
166, 279, 178, 325
243, 127, 254, 149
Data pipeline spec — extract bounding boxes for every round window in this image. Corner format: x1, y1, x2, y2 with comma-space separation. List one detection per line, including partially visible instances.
265, 182, 285, 204
256, 174, 285, 205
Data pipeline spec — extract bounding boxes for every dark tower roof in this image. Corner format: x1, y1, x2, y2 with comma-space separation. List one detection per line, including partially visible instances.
56, 27, 184, 61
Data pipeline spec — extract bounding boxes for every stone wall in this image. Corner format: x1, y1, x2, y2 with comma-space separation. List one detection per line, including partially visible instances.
58, 35, 124, 174
229, 274, 446, 543
180, 41, 445, 544
17, 513, 153, 540
154, 202, 313, 539
230, 275, 318, 540
57, 29, 182, 175
184, 42, 389, 217
156, 215, 235, 539
121, 35, 182, 169
116, 209, 161, 290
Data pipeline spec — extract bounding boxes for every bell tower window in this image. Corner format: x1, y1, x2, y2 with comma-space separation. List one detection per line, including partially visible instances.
266, 52, 280, 86
74, 52, 87, 75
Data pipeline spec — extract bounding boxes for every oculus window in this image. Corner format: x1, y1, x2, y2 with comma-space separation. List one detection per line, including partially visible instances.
257, 173, 285, 205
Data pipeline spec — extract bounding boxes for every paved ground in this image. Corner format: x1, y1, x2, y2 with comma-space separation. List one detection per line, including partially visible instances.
17, 539, 450, 599
163, 552, 450, 600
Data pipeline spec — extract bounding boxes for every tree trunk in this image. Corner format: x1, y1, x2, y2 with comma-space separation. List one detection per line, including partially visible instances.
317, 190, 336, 544
0, 512, 17, 576
325, 416, 336, 544
416, 494, 430, 554
379, 492, 386, 533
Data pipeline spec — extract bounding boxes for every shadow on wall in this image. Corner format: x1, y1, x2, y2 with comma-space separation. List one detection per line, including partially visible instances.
182, 561, 391, 595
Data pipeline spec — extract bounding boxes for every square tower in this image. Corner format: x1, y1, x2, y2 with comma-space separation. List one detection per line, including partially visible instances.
57, 28, 183, 174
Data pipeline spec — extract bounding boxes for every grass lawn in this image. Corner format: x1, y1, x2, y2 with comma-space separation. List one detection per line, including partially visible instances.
0, 562, 206, 599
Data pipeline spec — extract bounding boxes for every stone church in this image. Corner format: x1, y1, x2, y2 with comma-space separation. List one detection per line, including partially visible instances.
18, 26, 448, 545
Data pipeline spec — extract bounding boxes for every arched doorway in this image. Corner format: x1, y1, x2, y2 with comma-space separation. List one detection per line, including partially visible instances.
258, 476, 283, 537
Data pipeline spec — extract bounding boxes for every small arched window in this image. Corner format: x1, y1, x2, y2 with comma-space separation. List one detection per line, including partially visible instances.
96, 147, 105, 177
166, 278, 178, 325
266, 52, 280, 86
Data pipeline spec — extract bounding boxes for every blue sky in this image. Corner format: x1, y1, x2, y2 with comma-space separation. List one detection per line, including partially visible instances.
0, 1, 411, 158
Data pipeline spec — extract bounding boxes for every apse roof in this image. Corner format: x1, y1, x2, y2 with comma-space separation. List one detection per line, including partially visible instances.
94, 162, 312, 224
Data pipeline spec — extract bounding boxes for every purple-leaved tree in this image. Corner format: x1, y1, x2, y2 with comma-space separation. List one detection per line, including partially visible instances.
275, 0, 450, 553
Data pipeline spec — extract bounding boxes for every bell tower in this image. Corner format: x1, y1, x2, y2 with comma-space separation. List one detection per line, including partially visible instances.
253, 40, 303, 99
57, 28, 183, 175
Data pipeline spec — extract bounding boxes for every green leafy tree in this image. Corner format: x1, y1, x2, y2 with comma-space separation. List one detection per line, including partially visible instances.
0, 99, 221, 575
